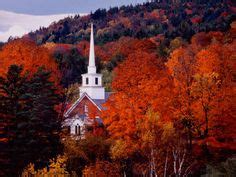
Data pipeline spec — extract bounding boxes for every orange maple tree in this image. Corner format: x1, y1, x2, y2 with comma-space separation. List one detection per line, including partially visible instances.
166, 45, 197, 148
167, 31, 236, 152
0, 39, 61, 85
102, 43, 173, 156
193, 40, 236, 150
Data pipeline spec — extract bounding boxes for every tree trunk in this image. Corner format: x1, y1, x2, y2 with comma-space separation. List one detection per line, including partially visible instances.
164, 152, 168, 177
204, 107, 209, 137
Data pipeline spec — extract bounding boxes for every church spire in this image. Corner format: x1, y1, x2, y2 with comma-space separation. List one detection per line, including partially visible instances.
80, 23, 105, 100
88, 23, 96, 74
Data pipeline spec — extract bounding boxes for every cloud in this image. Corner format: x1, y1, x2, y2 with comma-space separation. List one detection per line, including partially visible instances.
0, 10, 83, 42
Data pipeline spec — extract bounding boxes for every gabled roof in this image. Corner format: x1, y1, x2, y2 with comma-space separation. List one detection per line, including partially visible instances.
64, 92, 101, 117
64, 92, 111, 118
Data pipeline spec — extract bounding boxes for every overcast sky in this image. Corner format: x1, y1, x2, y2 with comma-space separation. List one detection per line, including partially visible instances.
0, 0, 146, 15
0, 0, 146, 42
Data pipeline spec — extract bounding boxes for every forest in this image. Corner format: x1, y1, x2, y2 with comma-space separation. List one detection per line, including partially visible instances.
0, 0, 236, 176
27, 0, 235, 45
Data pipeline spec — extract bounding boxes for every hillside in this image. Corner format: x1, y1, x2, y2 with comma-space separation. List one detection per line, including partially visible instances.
28, 0, 235, 45
1, 1, 236, 176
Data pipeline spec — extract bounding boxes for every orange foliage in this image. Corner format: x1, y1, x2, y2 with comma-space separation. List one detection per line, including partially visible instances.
76, 40, 111, 61
76, 37, 152, 64
57, 37, 148, 64
145, 10, 161, 20
0, 39, 61, 85
194, 41, 236, 150
44, 42, 72, 54
103, 28, 236, 160
191, 32, 224, 49
102, 47, 172, 153
83, 161, 120, 177
167, 46, 197, 119
119, 17, 132, 28
101, 37, 140, 60
76, 41, 90, 58
167, 31, 236, 151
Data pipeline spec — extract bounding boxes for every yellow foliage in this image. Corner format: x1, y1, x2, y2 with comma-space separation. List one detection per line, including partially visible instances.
22, 155, 69, 176
110, 139, 130, 159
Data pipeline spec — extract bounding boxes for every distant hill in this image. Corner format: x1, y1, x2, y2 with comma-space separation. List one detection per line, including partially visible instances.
27, 0, 235, 45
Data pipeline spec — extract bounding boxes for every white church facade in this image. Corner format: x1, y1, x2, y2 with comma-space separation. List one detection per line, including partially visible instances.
63, 24, 110, 137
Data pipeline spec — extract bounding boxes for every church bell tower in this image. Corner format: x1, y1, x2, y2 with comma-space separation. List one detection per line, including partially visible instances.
79, 23, 105, 100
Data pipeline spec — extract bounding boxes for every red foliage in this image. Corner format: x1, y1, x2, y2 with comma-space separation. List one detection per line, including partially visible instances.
167, 31, 236, 152
190, 16, 202, 24
185, 9, 193, 15
0, 39, 61, 86
76, 40, 90, 58
102, 43, 173, 151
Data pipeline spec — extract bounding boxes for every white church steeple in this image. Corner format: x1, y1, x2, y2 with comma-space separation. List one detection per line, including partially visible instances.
79, 23, 105, 100
88, 23, 96, 74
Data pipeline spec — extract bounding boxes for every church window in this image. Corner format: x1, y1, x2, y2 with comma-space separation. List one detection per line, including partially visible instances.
95, 77, 98, 85
75, 125, 81, 135
86, 78, 89, 85
75, 125, 77, 134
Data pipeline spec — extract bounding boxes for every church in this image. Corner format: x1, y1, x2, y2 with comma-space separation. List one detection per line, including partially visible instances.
63, 24, 110, 137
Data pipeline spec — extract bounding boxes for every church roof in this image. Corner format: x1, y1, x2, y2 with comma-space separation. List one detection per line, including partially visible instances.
64, 92, 111, 118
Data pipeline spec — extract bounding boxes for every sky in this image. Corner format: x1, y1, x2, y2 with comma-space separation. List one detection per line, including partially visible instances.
0, 0, 146, 42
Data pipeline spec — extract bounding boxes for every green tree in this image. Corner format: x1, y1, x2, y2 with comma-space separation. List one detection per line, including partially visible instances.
0, 65, 62, 176
0, 65, 28, 176
54, 47, 87, 87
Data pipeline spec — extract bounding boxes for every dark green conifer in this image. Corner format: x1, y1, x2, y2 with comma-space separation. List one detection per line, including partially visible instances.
0, 65, 62, 176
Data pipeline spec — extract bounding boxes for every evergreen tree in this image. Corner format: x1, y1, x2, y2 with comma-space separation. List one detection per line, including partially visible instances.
54, 47, 87, 87
0, 65, 62, 176
0, 65, 28, 176
27, 67, 62, 169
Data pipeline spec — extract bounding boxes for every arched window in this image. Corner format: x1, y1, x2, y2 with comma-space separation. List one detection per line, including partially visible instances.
75, 125, 77, 134
75, 125, 81, 135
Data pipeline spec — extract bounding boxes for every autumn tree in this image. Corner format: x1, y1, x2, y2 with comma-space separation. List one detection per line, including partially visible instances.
22, 155, 69, 176
83, 160, 121, 177
104, 51, 163, 149
61, 134, 111, 176
167, 31, 236, 164
167, 45, 197, 149
102, 42, 174, 175
193, 40, 236, 152
0, 38, 61, 85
